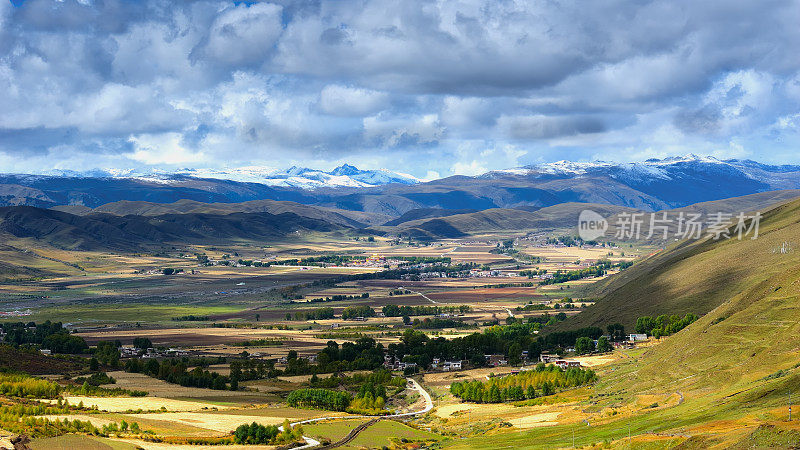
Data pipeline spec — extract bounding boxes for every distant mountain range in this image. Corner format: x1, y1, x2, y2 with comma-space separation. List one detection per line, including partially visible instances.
45, 164, 421, 190
3, 155, 800, 216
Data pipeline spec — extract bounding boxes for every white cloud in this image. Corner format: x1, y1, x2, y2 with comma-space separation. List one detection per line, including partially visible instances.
1, 0, 800, 177
363, 113, 443, 148
319, 85, 389, 116
197, 2, 283, 67
128, 133, 207, 165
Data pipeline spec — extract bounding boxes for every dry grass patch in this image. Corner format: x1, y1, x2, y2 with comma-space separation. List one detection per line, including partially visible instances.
122, 412, 286, 433
48, 396, 229, 412
507, 411, 562, 428
107, 372, 247, 400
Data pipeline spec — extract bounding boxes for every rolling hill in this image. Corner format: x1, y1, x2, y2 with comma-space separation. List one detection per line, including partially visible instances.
381, 208, 479, 226
601, 189, 800, 242
0, 206, 345, 251
59, 198, 391, 228
562, 194, 800, 330
474, 195, 800, 448
381, 203, 640, 239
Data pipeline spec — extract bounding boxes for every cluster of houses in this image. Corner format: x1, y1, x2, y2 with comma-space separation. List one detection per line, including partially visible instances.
382, 355, 418, 371
431, 358, 463, 371
539, 353, 582, 369
0, 309, 32, 318
277, 354, 317, 365
348, 254, 389, 267
397, 268, 519, 281
380, 350, 586, 374
119, 347, 190, 358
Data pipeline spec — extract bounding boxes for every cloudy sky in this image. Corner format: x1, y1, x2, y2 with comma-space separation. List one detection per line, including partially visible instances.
2, 0, 800, 179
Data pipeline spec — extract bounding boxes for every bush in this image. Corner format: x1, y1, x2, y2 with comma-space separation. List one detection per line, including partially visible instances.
0, 373, 61, 399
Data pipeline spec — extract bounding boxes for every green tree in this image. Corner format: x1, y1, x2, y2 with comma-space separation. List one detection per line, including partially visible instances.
132, 337, 152, 349
596, 336, 613, 353
508, 342, 522, 366
635, 316, 656, 335
606, 323, 625, 341
574, 336, 595, 355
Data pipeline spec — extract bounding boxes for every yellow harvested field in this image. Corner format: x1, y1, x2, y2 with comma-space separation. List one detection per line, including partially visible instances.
48, 396, 229, 412
434, 403, 471, 418
508, 412, 562, 428
573, 354, 616, 367
109, 438, 274, 450
123, 412, 287, 433
107, 372, 248, 399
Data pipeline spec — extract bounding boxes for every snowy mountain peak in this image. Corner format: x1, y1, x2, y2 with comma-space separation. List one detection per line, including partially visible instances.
330, 164, 361, 176
479, 155, 800, 188
41, 164, 420, 190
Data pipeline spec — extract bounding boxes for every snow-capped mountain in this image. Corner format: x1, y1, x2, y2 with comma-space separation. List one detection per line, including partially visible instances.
484, 154, 800, 185
479, 154, 800, 208
484, 154, 741, 178
44, 164, 421, 190
6, 155, 800, 213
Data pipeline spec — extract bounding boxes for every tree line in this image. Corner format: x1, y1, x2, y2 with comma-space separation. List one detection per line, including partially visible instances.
635, 313, 698, 338
381, 304, 470, 317
1, 321, 88, 354
287, 388, 351, 411
305, 293, 370, 304
293, 307, 335, 321
233, 420, 303, 445
341, 305, 376, 320
450, 364, 597, 403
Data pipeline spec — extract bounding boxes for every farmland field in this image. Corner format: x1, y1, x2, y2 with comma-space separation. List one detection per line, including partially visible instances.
1, 234, 670, 449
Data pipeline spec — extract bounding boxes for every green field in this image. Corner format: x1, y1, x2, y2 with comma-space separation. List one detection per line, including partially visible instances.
348, 420, 442, 448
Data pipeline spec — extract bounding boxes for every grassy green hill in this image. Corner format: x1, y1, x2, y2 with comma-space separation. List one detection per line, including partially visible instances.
0, 206, 345, 251
602, 189, 800, 242
62, 198, 391, 227
559, 194, 800, 330
449, 197, 800, 449
382, 203, 638, 239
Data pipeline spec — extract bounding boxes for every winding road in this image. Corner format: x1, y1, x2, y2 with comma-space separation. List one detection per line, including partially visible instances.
283, 377, 434, 449
401, 287, 441, 305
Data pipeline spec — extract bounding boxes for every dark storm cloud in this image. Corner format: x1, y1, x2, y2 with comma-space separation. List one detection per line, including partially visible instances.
500, 116, 606, 140
0, 0, 799, 175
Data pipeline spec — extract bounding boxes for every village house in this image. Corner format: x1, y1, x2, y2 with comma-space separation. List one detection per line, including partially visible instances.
628, 333, 648, 342
485, 354, 508, 367
555, 360, 582, 369
397, 361, 417, 371
442, 360, 462, 371
539, 353, 559, 364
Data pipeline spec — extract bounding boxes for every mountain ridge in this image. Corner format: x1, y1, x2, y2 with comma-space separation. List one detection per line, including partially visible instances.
4, 155, 800, 215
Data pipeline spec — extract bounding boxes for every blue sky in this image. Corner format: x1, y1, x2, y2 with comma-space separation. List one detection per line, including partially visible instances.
1, 0, 800, 179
